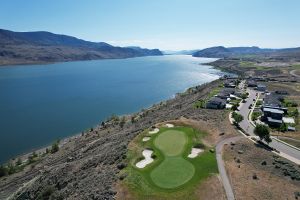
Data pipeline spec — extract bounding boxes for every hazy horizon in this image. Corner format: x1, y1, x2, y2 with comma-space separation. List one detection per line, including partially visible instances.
1, 0, 300, 50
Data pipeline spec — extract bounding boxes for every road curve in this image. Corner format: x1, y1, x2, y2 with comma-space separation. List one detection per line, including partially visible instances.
290, 69, 300, 78
216, 136, 243, 200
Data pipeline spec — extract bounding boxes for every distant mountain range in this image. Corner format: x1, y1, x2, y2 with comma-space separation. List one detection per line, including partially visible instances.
0, 29, 162, 66
192, 46, 300, 58
162, 49, 200, 55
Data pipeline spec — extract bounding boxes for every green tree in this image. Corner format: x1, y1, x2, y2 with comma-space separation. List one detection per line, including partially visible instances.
51, 141, 59, 154
279, 123, 288, 132
16, 158, 22, 166
254, 124, 271, 143
0, 165, 7, 177
120, 116, 126, 128
231, 104, 239, 111
232, 112, 244, 126
7, 163, 16, 175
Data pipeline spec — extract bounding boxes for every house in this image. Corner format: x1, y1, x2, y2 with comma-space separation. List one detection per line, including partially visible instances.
247, 80, 257, 87
215, 88, 236, 99
224, 80, 236, 88
256, 84, 266, 92
275, 90, 288, 95
263, 93, 283, 108
262, 107, 284, 127
206, 97, 226, 109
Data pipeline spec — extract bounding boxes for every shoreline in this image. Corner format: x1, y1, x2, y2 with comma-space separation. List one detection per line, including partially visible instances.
0, 54, 164, 68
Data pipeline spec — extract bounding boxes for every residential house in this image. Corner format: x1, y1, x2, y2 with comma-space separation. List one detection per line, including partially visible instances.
256, 84, 266, 92
215, 88, 236, 99
275, 90, 288, 95
224, 80, 236, 88
247, 80, 257, 87
206, 97, 226, 109
262, 107, 284, 127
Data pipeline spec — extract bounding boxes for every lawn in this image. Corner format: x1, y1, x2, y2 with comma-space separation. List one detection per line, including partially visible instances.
121, 126, 218, 200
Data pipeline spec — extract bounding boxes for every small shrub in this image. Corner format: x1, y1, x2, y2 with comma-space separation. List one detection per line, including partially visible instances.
0, 165, 7, 177
252, 173, 258, 180
194, 143, 205, 149
51, 141, 59, 154
37, 186, 55, 200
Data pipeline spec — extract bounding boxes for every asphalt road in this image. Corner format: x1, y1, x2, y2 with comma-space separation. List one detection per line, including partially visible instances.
216, 136, 243, 200
237, 89, 300, 161
290, 69, 300, 78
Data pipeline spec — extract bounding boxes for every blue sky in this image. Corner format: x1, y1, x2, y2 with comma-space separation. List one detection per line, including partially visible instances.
1, 0, 299, 50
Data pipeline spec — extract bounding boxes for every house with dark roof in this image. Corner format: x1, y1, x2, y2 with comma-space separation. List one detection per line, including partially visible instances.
256, 84, 266, 92
247, 80, 257, 87
263, 93, 283, 108
206, 97, 226, 109
262, 107, 284, 127
215, 88, 236, 99
275, 90, 288, 95
224, 80, 236, 88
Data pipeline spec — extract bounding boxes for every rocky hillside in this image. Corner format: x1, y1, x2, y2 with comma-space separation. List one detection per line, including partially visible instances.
0, 29, 162, 66
192, 46, 300, 59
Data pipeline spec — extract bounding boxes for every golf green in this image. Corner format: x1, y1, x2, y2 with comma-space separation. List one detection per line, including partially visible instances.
150, 157, 195, 189
150, 129, 195, 189
154, 130, 187, 156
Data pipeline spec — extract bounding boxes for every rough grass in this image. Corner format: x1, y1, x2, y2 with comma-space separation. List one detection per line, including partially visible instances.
121, 126, 218, 200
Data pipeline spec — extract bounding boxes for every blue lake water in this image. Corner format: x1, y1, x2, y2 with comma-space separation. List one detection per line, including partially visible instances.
0, 55, 224, 163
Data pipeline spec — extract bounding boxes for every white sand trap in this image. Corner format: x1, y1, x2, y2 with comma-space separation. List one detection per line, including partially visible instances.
149, 128, 159, 134
165, 123, 174, 128
135, 149, 154, 168
142, 137, 151, 142
188, 148, 204, 158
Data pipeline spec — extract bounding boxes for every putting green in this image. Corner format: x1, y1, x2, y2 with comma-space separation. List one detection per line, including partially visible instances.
150, 157, 195, 189
154, 130, 187, 156
149, 129, 195, 189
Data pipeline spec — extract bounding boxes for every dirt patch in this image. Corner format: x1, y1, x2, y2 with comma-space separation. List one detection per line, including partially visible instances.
224, 138, 300, 200
195, 175, 226, 200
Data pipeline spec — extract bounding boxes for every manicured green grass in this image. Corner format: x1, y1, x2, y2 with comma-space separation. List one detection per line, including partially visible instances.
151, 157, 195, 189
122, 126, 218, 200
154, 130, 187, 156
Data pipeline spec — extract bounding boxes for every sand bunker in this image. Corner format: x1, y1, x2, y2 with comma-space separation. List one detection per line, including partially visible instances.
165, 123, 174, 128
142, 137, 151, 142
136, 149, 154, 168
149, 128, 159, 134
187, 148, 203, 158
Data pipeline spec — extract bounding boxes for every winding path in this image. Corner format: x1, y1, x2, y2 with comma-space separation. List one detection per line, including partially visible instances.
216, 136, 243, 200
290, 69, 300, 78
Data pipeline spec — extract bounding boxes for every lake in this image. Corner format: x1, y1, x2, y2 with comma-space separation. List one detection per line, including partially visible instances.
0, 55, 224, 163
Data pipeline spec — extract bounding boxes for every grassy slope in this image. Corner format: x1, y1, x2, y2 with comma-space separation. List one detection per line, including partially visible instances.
122, 126, 218, 200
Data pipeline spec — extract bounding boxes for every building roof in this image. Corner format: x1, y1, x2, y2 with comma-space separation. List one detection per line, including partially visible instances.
267, 117, 282, 124
282, 117, 295, 124
208, 97, 226, 105
263, 107, 284, 114
263, 93, 282, 107
257, 84, 266, 88
287, 126, 296, 131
